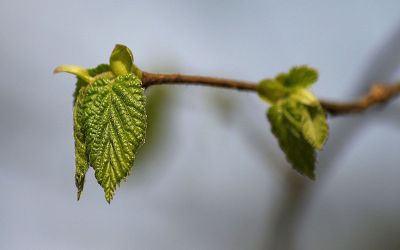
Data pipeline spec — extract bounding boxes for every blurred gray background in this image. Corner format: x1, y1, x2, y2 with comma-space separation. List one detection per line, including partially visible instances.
1, 0, 400, 249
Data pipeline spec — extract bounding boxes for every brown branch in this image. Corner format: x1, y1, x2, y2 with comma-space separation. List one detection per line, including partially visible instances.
142, 72, 258, 91
319, 84, 400, 115
142, 71, 400, 115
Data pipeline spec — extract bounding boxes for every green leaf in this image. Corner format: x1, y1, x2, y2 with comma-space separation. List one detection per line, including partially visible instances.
267, 101, 316, 179
82, 74, 147, 203
73, 64, 112, 200
73, 87, 90, 200
257, 79, 287, 103
276, 65, 318, 89
301, 104, 328, 150
110, 44, 134, 76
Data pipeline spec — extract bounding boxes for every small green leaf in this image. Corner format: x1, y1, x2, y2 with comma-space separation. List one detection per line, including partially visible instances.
276, 65, 318, 89
110, 44, 134, 76
257, 79, 287, 103
54, 65, 93, 83
258, 65, 327, 179
73, 87, 89, 200
82, 74, 147, 203
267, 101, 316, 179
301, 104, 329, 150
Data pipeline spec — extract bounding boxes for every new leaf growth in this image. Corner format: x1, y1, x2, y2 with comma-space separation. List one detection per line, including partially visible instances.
55, 45, 147, 203
258, 66, 328, 179
54, 45, 330, 203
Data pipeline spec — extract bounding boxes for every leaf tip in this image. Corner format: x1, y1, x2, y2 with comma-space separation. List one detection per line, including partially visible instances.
53, 66, 63, 74
105, 192, 114, 204
306, 171, 316, 180
77, 190, 82, 201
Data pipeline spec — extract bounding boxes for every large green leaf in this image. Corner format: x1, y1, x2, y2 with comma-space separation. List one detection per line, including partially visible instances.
82, 74, 147, 202
267, 102, 316, 179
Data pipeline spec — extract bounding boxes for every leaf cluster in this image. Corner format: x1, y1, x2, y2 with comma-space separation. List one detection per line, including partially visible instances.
56, 45, 147, 202
258, 66, 328, 179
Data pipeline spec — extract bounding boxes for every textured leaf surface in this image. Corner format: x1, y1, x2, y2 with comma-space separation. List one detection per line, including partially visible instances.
268, 102, 316, 179
73, 88, 89, 200
73, 64, 111, 199
301, 104, 328, 150
73, 64, 111, 105
82, 74, 146, 202
276, 65, 318, 89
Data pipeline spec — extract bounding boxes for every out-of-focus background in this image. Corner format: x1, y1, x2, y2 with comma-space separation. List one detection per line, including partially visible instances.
1, 0, 400, 249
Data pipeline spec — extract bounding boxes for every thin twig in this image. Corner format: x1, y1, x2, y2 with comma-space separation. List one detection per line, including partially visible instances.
142, 72, 257, 91
142, 71, 400, 115
319, 84, 400, 115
